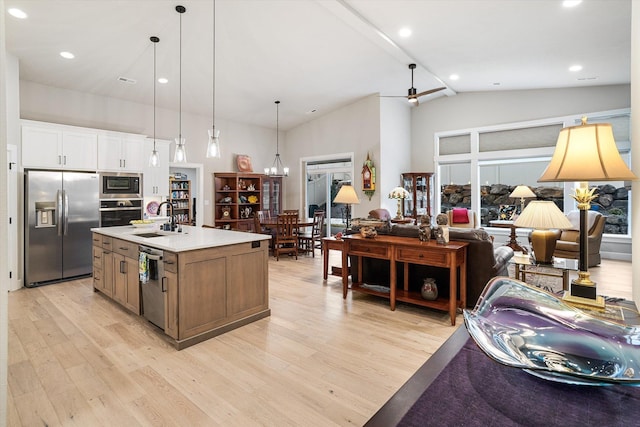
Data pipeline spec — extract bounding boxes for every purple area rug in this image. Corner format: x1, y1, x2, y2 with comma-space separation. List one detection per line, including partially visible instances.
398, 339, 640, 427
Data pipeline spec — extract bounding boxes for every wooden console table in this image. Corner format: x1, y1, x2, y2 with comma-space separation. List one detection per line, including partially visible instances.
342, 235, 468, 325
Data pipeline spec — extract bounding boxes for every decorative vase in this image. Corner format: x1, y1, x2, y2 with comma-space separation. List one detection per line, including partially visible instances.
421, 278, 438, 300
418, 225, 431, 242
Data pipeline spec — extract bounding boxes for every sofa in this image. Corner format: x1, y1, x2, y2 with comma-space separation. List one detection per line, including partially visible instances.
349, 225, 514, 308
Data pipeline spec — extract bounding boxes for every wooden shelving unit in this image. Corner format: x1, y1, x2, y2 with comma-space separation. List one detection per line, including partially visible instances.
214, 173, 263, 231
169, 178, 192, 225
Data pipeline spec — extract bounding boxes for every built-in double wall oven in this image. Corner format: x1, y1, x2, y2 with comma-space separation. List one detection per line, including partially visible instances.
99, 173, 143, 227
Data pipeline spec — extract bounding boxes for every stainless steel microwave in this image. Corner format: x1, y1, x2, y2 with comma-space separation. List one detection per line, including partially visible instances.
99, 172, 142, 199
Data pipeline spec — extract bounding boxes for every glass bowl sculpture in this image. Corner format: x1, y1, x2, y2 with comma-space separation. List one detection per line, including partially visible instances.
463, 277, 640, 386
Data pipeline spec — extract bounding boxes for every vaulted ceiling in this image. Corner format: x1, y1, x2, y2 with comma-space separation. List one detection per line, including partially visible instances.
5, 0, 631, 130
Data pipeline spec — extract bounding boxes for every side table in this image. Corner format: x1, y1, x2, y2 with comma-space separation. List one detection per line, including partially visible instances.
490, 220, 529, 253
510, 255, 578, 291
322, 237, 349, 296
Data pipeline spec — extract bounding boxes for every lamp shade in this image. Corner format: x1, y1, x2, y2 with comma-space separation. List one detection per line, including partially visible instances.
538, 118, 637, 182
513, 201, 573, 230
509, 185, 536, 199
388, 187, 410, 199
333, 185, 360, 204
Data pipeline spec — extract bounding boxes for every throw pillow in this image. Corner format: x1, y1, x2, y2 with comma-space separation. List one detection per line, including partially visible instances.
452, 208, 470, 224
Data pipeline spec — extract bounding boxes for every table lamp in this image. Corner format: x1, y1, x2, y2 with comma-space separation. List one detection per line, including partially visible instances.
389, 187, 410, 220
333, 185, 360, 230
538, 117, 637, 309
513, 201, 573, 264
509, 185, 536, 215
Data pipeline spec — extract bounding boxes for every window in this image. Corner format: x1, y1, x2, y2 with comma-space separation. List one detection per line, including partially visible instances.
435, 109, 631, 235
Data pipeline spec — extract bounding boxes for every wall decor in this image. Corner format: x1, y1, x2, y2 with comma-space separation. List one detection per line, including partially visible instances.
236, 154, 253, 172
361, 153, 376, 200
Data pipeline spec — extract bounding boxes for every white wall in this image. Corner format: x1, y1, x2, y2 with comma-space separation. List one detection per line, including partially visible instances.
19, 81, 278, 226
1, 0, 9, 422
379, 98, 411, 214
285, 94, 381, 219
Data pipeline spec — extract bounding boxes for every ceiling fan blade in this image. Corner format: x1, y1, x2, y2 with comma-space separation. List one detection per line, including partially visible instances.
415, 87, 447, 98
380, 95, 411, 98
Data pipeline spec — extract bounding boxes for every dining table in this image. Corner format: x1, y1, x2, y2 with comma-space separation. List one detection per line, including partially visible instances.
260, 217, 315, 255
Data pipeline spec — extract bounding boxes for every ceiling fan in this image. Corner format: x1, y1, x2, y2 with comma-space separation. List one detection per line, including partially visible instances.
384, 64, 446, 105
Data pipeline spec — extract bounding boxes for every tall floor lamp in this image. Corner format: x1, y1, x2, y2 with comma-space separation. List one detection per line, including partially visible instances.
333, 185, 360, 230
538, 117, 637, 309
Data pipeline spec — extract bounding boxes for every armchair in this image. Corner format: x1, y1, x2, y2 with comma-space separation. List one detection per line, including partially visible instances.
447, 208, 478, 229
553, 210, 605, 267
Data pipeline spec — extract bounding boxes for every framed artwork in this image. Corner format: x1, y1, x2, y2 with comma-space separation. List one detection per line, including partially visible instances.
236, 155, 253, 172
498, 204, 517, 220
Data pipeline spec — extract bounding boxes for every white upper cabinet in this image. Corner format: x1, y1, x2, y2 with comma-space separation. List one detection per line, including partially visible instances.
97, 134, 145, 172
142, 138, 170, 197
22, 124, 98, 170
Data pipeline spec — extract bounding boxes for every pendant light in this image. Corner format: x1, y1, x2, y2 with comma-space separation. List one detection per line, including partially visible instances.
206, 0, 221, 158
173, 5, 187, 163
264, 101, 289, 177
149, 36, 160, 167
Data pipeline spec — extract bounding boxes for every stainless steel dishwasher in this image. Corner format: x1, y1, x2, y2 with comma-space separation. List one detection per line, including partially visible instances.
139, 245, 165, 330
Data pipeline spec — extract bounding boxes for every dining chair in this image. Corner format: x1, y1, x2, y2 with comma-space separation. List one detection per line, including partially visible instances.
299, 210, 324, 257
274, 213, 299, 260
283, 209, 299, 216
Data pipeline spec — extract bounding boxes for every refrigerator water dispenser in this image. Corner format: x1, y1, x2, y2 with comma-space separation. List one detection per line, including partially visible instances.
35, 201, 56, 228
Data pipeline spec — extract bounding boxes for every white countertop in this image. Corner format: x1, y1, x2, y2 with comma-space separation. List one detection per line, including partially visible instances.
91, 225, 270, 252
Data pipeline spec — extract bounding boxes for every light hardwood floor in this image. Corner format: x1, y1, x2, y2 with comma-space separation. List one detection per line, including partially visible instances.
7, 252, 632, 426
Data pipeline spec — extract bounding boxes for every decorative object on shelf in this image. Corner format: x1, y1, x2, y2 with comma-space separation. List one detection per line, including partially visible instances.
435, 213, 449, 244
333, 184, 360, 230
247, 184, 255, 191
389, 186, 410, 220
239, 195, 248, 203
361, 153, 376, 200
509, 185, 536, 215
219, 196, 232, 203
173, 5, 187, 163
149, 35, 160, 167
206, 0, 221, 158
538, 117, 637, 309
359, 226, 377, 238
247, 195, 258, 204
236, 154, 253, 172
464, 276, 640, 386
514, 201, 573, 264
221, 206, 231, 218
222, 184, 230, 191
241, 207, 252, 219
421, 278, 438, 300
264, 100, 289, 177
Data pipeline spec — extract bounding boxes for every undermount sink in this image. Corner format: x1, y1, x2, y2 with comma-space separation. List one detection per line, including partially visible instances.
135, 232, 165, 238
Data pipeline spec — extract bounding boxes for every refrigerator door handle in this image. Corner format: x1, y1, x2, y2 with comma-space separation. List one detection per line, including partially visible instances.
63, 190, 69, 235
57, 189, 63, 236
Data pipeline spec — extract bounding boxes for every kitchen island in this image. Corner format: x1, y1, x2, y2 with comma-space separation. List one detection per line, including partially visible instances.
91, 225, 271, 349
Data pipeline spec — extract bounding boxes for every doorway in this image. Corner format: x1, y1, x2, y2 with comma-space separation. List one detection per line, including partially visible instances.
169, 163, 204, 227
304, 154, 353, 236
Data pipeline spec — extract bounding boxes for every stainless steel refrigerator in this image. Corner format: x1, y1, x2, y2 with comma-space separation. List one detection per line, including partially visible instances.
25, 170, 99, 287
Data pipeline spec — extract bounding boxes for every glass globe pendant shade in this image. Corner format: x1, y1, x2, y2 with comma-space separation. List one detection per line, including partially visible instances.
174, 137, 187, 163
206, 128, 221, 158
149, 148, 159, 167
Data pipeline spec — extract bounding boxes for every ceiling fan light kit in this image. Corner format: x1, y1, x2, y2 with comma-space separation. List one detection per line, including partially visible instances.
383, 63, 446, 106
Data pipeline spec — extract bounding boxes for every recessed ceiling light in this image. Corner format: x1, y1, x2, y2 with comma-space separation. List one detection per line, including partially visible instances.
8, 8, 27, 19
60, 51, 75, 59
562, 0, 582, 7
158, 77, 168, 84
398, 27, 412, 38
569, 64, 583, 72
449, 74, 459, 81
